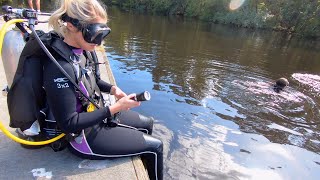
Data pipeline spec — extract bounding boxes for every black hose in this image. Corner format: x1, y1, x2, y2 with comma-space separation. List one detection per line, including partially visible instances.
90, 51, 101, 79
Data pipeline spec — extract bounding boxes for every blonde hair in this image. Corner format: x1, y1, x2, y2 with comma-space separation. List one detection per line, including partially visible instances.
49, 0, 108, 37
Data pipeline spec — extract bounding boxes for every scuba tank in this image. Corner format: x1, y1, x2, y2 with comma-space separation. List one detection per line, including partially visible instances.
0, 8, 66, 148
1, 28, 25, 90
0, 6, 111, 149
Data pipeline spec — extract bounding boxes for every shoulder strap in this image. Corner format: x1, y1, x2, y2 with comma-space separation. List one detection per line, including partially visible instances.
46, 32, 80, 83
39, 32, 100, 109
49, 32, 75, 62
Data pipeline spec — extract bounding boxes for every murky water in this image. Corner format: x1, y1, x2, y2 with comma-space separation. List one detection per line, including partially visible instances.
2, 1, 320, 179
105, 8, 320, 180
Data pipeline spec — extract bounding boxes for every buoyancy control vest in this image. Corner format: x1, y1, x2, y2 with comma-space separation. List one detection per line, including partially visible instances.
7, 30, 103, 132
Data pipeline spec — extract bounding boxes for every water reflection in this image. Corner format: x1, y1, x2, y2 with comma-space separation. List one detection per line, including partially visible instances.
105, 7, 320, 179
292, 73, 320, 95
155, 118, 320, 179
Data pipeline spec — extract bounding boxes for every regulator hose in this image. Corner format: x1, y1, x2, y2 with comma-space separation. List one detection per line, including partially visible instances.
0, 18, 66, 145
0, 122, 65, 145
0, 19, 26, 56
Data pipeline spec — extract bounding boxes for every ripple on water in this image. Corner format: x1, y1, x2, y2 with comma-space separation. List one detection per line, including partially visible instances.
292, 73, 320, 95
227, 73, 320, 154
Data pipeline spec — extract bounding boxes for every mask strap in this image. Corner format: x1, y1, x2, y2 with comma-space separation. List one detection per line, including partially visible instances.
61, 14, 83, 30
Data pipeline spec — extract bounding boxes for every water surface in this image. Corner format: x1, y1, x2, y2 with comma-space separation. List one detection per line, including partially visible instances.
105, 8, 320, 180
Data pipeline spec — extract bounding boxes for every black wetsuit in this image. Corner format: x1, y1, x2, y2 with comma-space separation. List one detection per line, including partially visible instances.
38, 36, 163, 180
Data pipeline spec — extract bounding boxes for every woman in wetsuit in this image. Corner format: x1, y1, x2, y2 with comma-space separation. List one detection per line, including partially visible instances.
42, 0, 163, 179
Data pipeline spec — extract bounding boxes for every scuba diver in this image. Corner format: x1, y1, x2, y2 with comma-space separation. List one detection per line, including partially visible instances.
5, 0, 163, 179
273, 77, 289, 93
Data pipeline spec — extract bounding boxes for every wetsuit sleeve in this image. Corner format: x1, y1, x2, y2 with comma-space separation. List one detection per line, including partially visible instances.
96, 79, 113, 93
43, 59, 112, 133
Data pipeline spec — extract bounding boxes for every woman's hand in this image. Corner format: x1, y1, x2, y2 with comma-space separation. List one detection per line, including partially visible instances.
109, 94, 141, 115
111, 86, 127, 99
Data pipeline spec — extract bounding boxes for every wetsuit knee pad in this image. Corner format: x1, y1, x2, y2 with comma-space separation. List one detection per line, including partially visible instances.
118, 110, 154, 134
143, 134, 163, 153
139, 114, 154, 135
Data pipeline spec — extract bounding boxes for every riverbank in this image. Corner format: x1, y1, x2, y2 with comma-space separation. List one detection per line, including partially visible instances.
105, 0, 320, 39
0, 16, 149, 179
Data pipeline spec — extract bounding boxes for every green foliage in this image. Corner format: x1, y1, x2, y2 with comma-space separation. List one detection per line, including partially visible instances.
0, 0, 12, 5
215, 10, 266, 28
107, 0, 147, 12
110, 0, 320, 38
148, 0, 172, 14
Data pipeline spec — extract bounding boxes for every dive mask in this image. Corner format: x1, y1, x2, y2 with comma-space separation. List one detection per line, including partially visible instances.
61, 14, 111, 45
